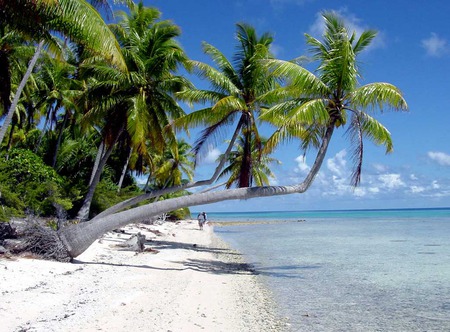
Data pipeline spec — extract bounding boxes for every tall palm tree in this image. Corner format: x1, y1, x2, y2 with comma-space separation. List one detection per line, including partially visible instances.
175, 23, 277, 188
75, 2, 191, 220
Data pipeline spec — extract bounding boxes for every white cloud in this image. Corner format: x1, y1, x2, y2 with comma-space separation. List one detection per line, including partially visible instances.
410, 185, 425, 193
428, 151, 450, 166
378, 173, 405, 190
421, 33, 448, 57
294, 155, 310, 174
326, 149, 347, 177
368, 187, 380, 194
204, 147, 221, 164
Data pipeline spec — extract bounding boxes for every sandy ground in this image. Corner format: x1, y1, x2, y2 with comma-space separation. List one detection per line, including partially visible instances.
0, 220, 288, 332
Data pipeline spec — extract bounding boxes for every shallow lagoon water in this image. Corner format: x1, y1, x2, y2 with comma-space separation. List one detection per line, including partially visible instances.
212, 209, 450, 331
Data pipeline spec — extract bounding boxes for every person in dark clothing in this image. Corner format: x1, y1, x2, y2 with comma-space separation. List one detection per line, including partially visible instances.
197, 212, 207, 230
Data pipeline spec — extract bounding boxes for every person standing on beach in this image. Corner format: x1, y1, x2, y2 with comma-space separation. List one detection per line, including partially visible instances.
197, 212, 207, 230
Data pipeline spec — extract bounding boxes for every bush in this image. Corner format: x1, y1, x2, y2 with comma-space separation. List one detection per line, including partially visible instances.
0, 149, 72, 218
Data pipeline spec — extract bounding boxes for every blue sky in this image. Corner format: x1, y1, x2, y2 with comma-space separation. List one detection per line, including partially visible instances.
139, 0, 450, 212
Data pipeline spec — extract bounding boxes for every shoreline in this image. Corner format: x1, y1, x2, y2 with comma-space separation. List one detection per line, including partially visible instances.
0, 220, 288, 331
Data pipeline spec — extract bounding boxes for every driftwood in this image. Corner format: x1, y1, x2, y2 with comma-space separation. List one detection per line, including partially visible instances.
115, 232, 146, 252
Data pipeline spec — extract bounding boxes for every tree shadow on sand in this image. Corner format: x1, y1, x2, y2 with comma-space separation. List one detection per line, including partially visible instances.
170, 258, 256, 275
147, 239, 241, 256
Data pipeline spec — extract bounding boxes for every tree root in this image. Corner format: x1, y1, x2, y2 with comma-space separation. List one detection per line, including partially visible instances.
20, 223, 71, 262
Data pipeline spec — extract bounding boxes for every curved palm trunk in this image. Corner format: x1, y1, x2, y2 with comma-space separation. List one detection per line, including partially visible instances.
0, 40, 43, 147
59, 121, 336, 258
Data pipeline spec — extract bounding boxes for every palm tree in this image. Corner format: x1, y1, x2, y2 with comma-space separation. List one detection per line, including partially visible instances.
0, 0, 125, 147
218, 135, 280, 188
150, 138, 194, 189
75, 2, 191, 220
38, 12, 407, 261
175, 23, 277, 188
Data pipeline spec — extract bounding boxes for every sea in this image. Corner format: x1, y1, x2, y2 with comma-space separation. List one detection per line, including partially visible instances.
205, 208, 450, 332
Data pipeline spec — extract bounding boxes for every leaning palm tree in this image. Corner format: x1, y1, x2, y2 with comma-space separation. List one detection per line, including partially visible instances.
30, 12, 407, 261
261, 12, 407, 186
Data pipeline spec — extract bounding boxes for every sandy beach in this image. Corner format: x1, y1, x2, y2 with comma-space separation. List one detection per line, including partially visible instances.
0, 220, 287, 332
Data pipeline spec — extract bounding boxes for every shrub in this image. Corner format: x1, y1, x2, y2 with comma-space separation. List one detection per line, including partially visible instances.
0, 149, 72, 218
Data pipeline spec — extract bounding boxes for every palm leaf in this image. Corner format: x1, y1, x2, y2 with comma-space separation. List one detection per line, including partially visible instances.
349, 82, 408, 112
188, 60, 240, 95
264, 59, 329, 96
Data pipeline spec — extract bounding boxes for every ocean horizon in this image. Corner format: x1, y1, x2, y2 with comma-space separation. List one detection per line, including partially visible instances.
206, 207, 450, 331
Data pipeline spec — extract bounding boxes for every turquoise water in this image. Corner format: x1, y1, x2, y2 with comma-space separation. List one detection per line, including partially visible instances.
209, 208, 450, 331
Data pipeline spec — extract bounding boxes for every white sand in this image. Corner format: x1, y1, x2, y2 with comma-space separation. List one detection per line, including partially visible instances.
0, 220, 287, 332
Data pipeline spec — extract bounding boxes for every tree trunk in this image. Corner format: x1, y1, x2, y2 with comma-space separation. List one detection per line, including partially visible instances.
117, 148, 132, 193
90, 140, 105, 186
52, 109, 69, 168
0, 40, 43, 147
58, 121, 336, 258
5, 119, 16, 151
76, 141, 115, 221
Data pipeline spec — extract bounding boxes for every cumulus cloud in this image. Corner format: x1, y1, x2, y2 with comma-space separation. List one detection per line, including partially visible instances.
326, 149, 347, 177
421, 33, 448, 57
378, 173, 405, 190
203, 146, 221, 164
410, 174, 418, 180
410, 185, 425, 193
294, 155, 311, 174
428, 151, 450, 166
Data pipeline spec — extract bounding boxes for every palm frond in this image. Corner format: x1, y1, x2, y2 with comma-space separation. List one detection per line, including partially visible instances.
353, 30, 377, 54
202, 42, 239, 85
264, 59, 329, 96
349, 82, 408, 112
188, 60, 240, 95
